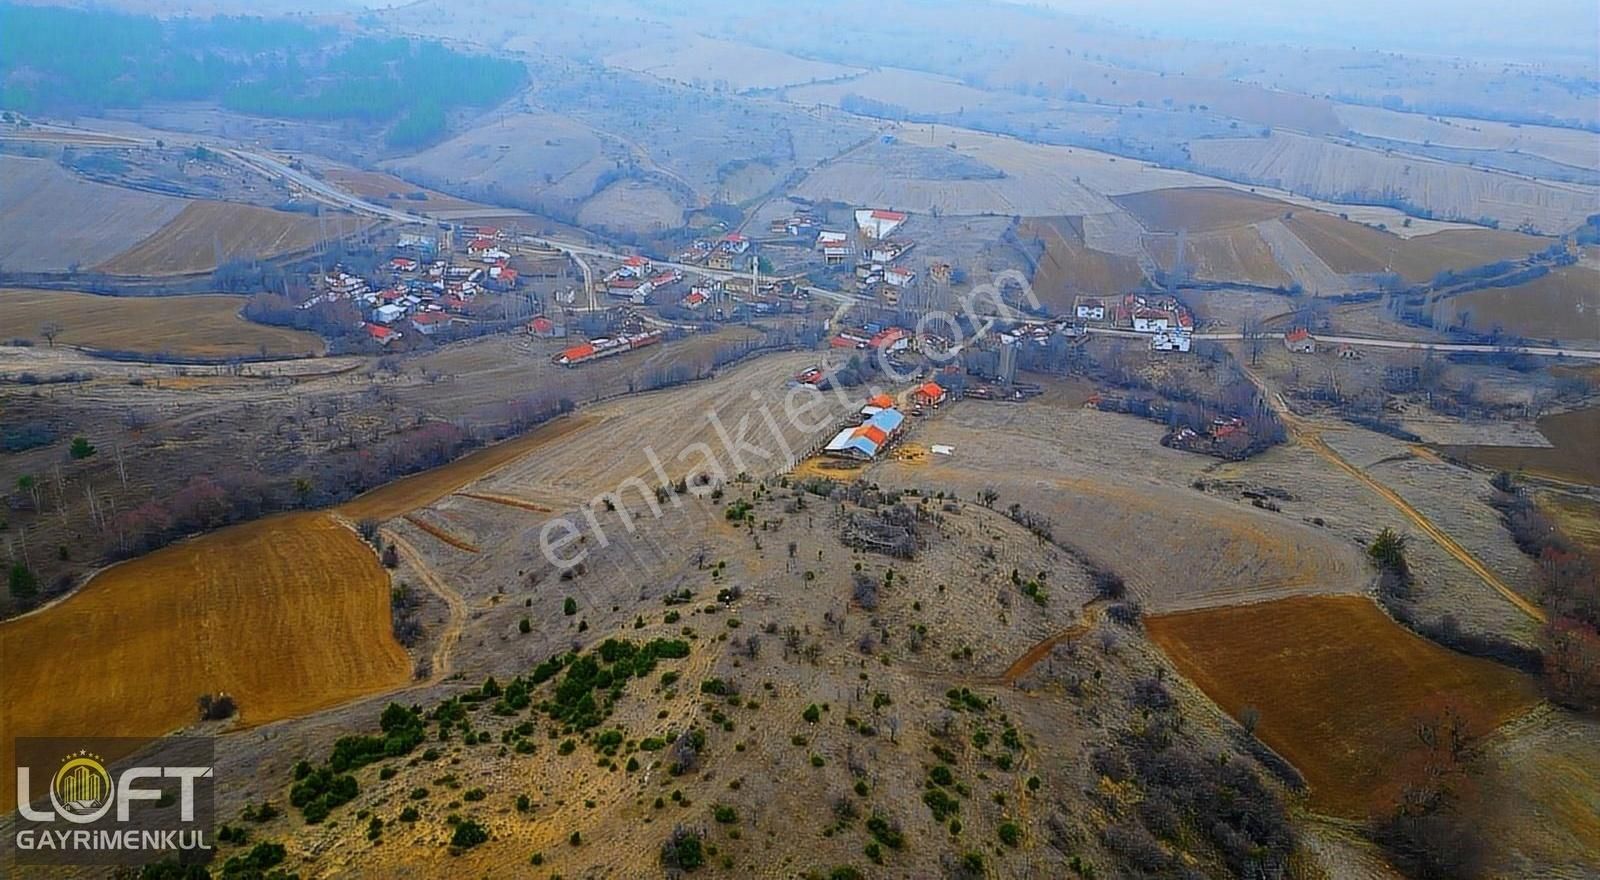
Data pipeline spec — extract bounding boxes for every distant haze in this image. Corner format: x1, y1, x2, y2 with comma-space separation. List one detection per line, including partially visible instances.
1015, 0, 1600, 64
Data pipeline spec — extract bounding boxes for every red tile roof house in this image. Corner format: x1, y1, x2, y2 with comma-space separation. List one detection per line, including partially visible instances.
365, 322, 399, 345
410, 311, 452, 335
914, 381, 947, 406
528, 316, 557, 337
1284, 328, 1316, 353
466, 237, 497, 255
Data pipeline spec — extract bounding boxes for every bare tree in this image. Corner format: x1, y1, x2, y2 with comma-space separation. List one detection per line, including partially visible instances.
39, 321, 62, 348
1241, 316, 1265, 367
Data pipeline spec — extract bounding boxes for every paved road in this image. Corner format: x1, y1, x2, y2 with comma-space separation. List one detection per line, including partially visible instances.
229, 150, 426, 223
1087, 326, 1600, 359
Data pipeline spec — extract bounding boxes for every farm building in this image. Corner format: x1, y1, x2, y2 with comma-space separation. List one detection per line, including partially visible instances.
365, 323, 399, 345
885, 266, 915, 287
1284, 328, 1316, 353
371, 303, 406, 324
527, 316, 565, 338
1151, 331, 1192, 352
824, 407, 906, 460
855, 208, 907, 239
860, 392, 895, 417
914, 381, 947, 406
411, 311, 452, 335
1132, 309, 1171, 333
1075, 297, 1106, 321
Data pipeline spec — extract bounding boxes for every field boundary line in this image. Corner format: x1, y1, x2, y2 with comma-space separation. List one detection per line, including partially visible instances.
401, 514, 481, 553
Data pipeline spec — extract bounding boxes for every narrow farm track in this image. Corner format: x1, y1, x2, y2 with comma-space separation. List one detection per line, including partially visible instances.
1245, 368, 1547, 624
998, 604, 1105, 685
383, 529, 467, 684
401, 513, 482, 553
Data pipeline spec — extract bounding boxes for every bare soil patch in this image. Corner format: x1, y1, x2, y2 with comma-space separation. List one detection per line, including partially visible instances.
1148, 594, 1540, 818
1438, 406, 1600, 487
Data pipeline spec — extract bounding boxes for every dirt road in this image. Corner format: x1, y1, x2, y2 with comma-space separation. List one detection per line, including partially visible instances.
1245, 368, 1548, 623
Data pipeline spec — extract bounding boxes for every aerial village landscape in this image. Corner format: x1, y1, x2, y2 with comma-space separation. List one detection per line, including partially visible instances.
0, 1, 1598, 878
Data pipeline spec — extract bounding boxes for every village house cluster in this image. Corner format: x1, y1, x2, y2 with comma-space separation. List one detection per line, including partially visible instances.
309, 225, 522, 346
1074, 292, 1196, 352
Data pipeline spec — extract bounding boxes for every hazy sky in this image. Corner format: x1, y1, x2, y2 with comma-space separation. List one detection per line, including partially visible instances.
1018, 0, 1600, 63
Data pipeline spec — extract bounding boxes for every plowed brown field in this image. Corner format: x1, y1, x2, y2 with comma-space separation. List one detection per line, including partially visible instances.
1281, 213, 1545, 283
0, 512, 409, 811
1148, 595, 1540, 818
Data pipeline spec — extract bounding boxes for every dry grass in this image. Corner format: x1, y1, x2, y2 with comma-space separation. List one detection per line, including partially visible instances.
339, 415, 598, 521
1538, 492, 1600, 555
575, 179, 685, 233
0, 288, 325, 357
0, 154, 188, 272
1447, 265, 1600, 342
1148, 594, 1541, 818
0, 512, 411, 812
1473, 710, 1600, 876
319, 166, 483, 213
606, 34, 861, 92
1438, 406, 1600, 486
97, 201, 338, 276
1333, 104, 1600, 170
1189, 131, 1598, 234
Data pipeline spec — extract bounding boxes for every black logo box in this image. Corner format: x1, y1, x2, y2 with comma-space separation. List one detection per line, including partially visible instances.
5, 736, 215, 868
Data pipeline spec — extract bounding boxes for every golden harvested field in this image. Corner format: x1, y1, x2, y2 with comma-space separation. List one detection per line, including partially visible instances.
0, 512, 410, 812
1148, 595, 1541, 818
97, 201, 337, 276
1438, 406, 1600, 487
1281, 212, 1546, 283
0, 289, 325, 357
1114, 186, 1290, 233
1447, 265, 1600, 342
1021, 217, 1148, 306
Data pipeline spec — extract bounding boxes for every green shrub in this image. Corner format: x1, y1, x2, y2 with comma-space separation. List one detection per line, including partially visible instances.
450, 819, 488, 850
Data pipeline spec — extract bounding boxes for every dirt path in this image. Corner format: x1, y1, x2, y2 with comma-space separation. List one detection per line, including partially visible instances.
401, 513, 481, 553
998, 604, 1104, 685
383, 529, 467, 683
1245, 369, 1547, 624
